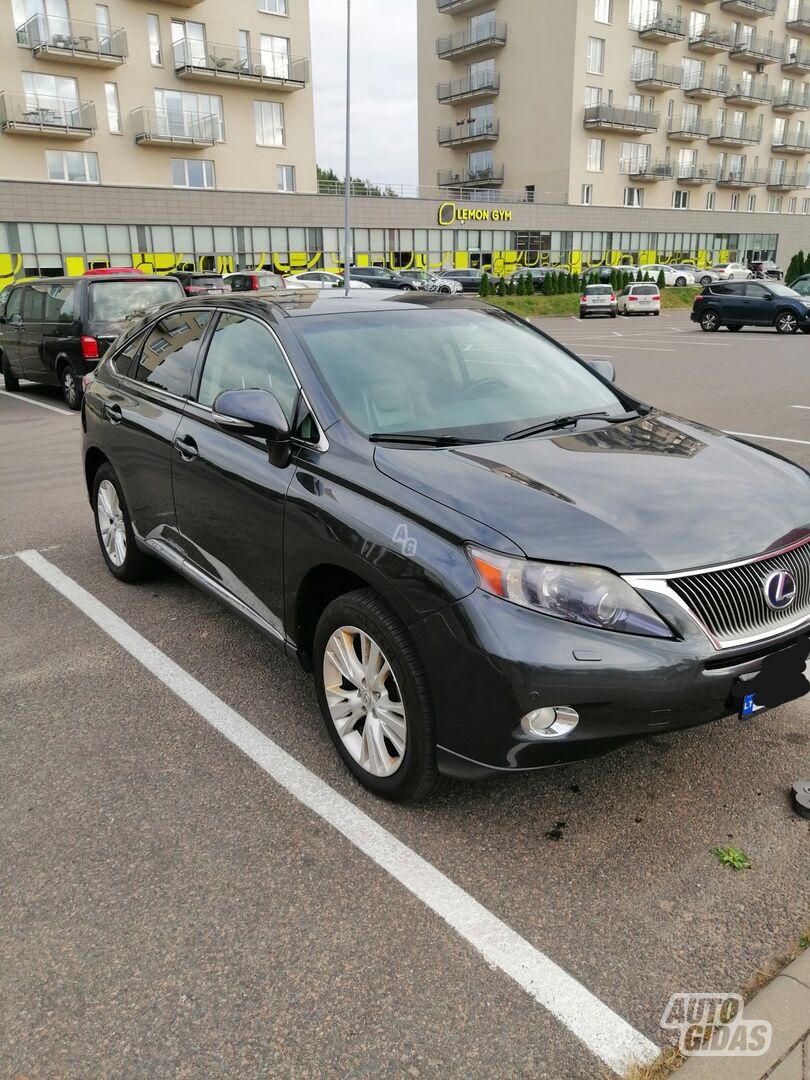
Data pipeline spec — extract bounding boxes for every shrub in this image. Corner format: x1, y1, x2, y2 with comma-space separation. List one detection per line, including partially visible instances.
497, 276, 507, 297
657, 268, 667, 289
479, 271, 490, 297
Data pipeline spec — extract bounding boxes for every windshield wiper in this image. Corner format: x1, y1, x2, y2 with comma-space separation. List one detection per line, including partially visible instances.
504, 409, 642, 442
369, 432, 485, 447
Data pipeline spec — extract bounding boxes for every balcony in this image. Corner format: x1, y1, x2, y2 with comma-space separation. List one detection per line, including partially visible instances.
584, 103, 659, 132
706, 120, 759, 145
724, 78, 775, 105
437, 21, 506, 59
767, 168, 807, 189
730, 34, 784, 64
631, 9, 685, 43
667, 115, 712, 139
437, 118, 499, 145
716, 168, 767, 186
683, 71, 729, 98
782, 44, 810, 72
676, 164, 719, 183
437, 164, 504, 188
437, 71, 499, 103
720, 0, 776, 14
16, 14, 127, 66
621, 158, 674, 181
436, 0, 495, 12
688, 25, 735, 53
0, 91, 96, 137
787, 0, 810, 32
132, 106, 218, 146
173, 40, 308, 90
773, 90, 810, 112
632, 61, 682, 90
772, 130, 810, 152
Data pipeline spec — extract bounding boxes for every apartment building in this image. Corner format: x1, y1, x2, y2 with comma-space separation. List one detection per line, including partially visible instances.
419, 0, 810, 216
0, 0, 317, 195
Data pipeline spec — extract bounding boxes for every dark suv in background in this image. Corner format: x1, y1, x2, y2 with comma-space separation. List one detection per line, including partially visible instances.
691, 280, 810, 334
349, 267, 416, 290
0, 274, 184, 407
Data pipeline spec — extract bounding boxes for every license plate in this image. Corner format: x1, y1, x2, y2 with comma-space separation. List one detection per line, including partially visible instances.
732, 637, 810, 719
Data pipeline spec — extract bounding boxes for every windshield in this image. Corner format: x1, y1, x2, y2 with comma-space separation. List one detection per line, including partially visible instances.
767, 283, 801, 298
294, 307, 625, 441
89, 280, 183, 322
586, 286, 612, 295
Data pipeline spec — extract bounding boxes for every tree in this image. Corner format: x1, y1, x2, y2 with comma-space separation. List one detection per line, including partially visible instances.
657, 269, 667, 289
542, 271, 553, 295
479, 271, 490, 297
497, 276, 507, 297
524, 272, 534, 296
316, 165, 399, 198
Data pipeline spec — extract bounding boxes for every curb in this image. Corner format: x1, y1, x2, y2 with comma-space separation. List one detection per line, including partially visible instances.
673, 949, 810, 1079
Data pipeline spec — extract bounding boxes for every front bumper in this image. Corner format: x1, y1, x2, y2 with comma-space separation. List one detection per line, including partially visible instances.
411, 589, 809, 778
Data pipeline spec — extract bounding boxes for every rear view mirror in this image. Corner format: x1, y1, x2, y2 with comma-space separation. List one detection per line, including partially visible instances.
212, 388, 292, 467
587, 359, 616, 383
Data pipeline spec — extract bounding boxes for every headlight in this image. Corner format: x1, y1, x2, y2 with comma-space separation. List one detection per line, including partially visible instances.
467, 545, 673, 639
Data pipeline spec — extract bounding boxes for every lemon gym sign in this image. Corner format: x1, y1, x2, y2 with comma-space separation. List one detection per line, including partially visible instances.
438, 202, 513, 226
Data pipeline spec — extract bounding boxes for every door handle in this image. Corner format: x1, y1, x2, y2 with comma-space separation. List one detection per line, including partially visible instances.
174, 434, 199, 461
104, 403, 123, 425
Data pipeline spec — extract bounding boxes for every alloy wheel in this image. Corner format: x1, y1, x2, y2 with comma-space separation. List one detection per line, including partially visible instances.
323, 625, 407, 777
61, 368, 78, 407
777, 312, 798, 334
97, 479, 127, 567
701, 311, 719, 332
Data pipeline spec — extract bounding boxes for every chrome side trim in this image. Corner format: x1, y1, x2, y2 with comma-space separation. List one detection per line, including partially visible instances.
144, 537, 285, 644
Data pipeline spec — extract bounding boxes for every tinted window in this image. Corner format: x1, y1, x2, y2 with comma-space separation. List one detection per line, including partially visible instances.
111, 327, 151, 378
197, 312, 298, 418
745, 284, 771, 299
88, 279, 184, 323
21, 286, 46, 322
791, 277, 810, 296
587, 286, 612, 295
633, 285, 659, 295
4, 287, 23, 321
135, 310, 212, 396
43, 282, 76, 323
228, 276, 249, 292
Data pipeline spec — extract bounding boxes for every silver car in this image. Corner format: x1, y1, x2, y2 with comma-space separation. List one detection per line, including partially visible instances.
579, 284, 618, 319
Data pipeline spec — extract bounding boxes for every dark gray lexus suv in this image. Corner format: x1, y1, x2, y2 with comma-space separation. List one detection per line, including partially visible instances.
82, 292, 810, 801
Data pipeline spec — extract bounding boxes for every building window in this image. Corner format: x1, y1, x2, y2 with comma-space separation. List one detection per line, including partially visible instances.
254, 100, 285, 146
620, 141, 650, 174
277, 165, 295, 192
96, 4, 112, 48
171, 19, 207, 67
731, 193, 740, 211
260, 34, 291, 77
581, 184, 593, 205
672, 190, 689, 209
586, 137, 604, 171
803, 198, 810, 213
747, 194, 757, 212
171, 158, 215, 189
46, 149, 99, 184
259, 0, 288, 13
104, 82, 121, 133
789, 196, 798, 214
705, 191, 715, 210
239, 30, 251, 67
586, 37, 605, 75
584, 86, 602, 107
153, 89, 224, 141
594, 0, 611, 24
767, 195, 782, 213
623, 187, 643, 208
146, 13, 162, 66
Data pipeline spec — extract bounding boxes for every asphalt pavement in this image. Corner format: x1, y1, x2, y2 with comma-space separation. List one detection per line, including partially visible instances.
1, 310, 808, 1080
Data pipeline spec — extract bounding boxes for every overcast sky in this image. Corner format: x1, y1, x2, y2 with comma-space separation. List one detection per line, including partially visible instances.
309, 0, 418, 188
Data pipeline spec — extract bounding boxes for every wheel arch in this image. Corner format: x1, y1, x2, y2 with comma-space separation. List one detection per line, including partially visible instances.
84, 445, 109, 502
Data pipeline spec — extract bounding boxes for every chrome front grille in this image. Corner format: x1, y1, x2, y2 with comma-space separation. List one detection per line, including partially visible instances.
666, 539, 810, 647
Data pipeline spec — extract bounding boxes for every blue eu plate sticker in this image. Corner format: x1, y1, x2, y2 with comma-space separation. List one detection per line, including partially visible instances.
740, 693, 757, 718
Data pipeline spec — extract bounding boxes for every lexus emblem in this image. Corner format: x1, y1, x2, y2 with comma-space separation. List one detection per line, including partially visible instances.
764, 570, 798, 610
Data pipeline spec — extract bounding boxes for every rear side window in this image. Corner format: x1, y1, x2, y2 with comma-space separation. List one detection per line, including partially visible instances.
21, 286, 47, 322
196, 312, 298, 418
44, 283, 76, 323
135, 310, 212, 397
4, 288, 23, 321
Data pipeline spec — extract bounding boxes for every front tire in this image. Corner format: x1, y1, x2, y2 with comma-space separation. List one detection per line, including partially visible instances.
59, 364, 82, 410
2, 354, 19, 392
92, 464, 155, 582
675, 276, 687, 287
700, 275, 714, 287
775, 310, 799, 335
313, 588, 439, 802
700, 309, 720, 332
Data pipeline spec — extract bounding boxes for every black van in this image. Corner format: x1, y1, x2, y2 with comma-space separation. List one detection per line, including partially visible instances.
0, 274, 185, 409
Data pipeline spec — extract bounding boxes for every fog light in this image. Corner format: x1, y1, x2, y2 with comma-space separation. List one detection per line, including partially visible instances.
520, 706, 580, 739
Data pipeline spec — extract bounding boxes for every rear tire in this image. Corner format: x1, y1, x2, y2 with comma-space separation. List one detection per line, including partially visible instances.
675, 276, 687, 287
313, 588, 439, 803
59, 363, 82, 410
700, 275, 714, 287
92, 464, 155, 583
700, 309, 721, 332
728, 324, 742, 332
610, 311, 617, 318
2, 354, 19, 392
775, 310, 799, 335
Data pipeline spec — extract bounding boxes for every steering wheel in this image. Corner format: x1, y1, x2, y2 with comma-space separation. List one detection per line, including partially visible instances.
459, 377, 508, 400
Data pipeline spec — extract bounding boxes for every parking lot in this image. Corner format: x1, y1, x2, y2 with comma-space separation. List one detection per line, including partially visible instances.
2, 307, 808, 1080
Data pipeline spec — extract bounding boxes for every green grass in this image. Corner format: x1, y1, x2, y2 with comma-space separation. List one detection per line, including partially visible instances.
712, 845, 753, 871
484, 287, 699, 319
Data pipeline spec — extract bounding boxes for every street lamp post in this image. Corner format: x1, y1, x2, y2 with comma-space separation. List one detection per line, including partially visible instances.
343, 0, 352, 297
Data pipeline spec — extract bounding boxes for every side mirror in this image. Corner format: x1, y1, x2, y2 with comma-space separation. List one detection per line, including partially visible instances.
587, 359, 616, 383
212, 388, 292, 467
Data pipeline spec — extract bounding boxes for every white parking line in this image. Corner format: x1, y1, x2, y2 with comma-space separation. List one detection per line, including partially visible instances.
16, 548, 658, 1077
0, 390, 72, 415
725, 431, 810, 446
790, 405, 810, 410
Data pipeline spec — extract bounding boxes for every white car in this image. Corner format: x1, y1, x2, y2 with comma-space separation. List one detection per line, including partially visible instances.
643, 264, 695, 287
427, 274, 463, 295
712, 262, 752, 280
579, 284, 617, 319
617, 282, 661, 316
291, 270, 371, 290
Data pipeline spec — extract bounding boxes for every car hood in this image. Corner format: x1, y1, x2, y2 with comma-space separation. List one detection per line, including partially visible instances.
373, 412, 810, 574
